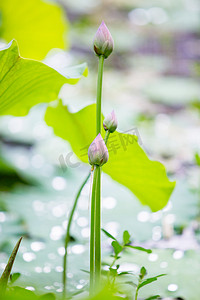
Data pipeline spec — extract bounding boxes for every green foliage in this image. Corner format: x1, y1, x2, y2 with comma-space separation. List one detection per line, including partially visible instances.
0, 0, 69, 60
111, 241, 123, 256
45, 101, 175, 211
195, 153, 200, 166
137, 274, 166, 290
0, 40, 88, 116
0, 237, 22, 295
145, 296, 161, 300
126, 245, 152, 254
101, 229, 117, 241
123, 230, 131, 245
139, 267, 147, 280
101, 230, 162, 299
9, 273, 21, 284
4, 287, 56, 300
133, 266, 166, 300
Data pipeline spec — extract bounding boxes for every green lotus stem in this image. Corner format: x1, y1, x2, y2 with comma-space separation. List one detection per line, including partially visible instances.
135, 286, 139, 300
104, 131, 110, 145
90, 54, 105, 294
62, 171, 90, 298
90, 166, 98, 295
135, 289, 138, 300
135, 276, 142, 300
96, 55, 104, 134
94, 165, 101, 285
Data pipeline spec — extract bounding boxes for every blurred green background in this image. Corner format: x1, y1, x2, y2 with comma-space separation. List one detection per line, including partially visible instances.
0, 0, 200, 299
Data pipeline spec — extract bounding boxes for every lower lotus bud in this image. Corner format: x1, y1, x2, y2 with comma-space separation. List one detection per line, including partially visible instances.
88, 133, 109, 166
103, 110, 118, 133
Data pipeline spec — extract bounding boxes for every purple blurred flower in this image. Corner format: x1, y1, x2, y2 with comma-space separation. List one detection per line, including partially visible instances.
103, 110, 118, 133
93, 21, 114, 59
88, 133, 109, 166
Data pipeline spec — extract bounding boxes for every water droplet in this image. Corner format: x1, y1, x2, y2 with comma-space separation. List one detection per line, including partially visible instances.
23, 252, 36, 262
168, 283, 178, 292
52, 204, 66, 218
55, 266, 63, 272
67, 273, 73, 278
148, 7, 168, 25
35, 266, 42, 273
137, 211, 150, 222
71, 244, 85, 254
50, 226, 64, 241
44, 286, 54, 290
43, 266, 51, 273
57, 247, 65, 256
164, 214, 176, 224
129, 8, 150, 26
173, 250, 184, 260
148, 253, 158, 262
104, 222, 119, 238
77, 196, 88, 210
25, 286, 35, 291
77, 217, 88, 227
150, 211, 162, 223
152, 226, 162, 241
52, 177, 66, 191
162, 201, 172, 212
79, 279, 86, 284
102, 197, 117, 209
81, 227, 90, 238
76, 284, 83, 290
119, 263, 139, 273
31, 242, 45, 252
0, 212, 6, 223
54, 282, 61, 287
0, 263, 6, 269
62, 220, 68, 230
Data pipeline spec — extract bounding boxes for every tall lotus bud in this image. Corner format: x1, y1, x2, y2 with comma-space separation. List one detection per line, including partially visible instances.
103, 110, 118, 133
93, 21, 114, 59
88, 133, 109, 166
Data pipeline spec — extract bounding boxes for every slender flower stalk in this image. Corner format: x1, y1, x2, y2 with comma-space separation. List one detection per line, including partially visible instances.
94, 165, 101, 285
92, 56, 104, 292
62, 172, 90, 298
90, 166, 98, 294
96, 55, 104, 134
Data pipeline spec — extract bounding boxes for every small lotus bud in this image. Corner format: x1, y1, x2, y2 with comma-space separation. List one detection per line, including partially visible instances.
103, 110, 118, 133
88, 133, 109, 166
93, 21, 114, 59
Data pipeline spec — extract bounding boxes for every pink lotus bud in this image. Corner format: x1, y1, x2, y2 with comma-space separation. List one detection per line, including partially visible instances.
93, 21, 114, 59
88, 133, 109, 166
103, 110, 118, 133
